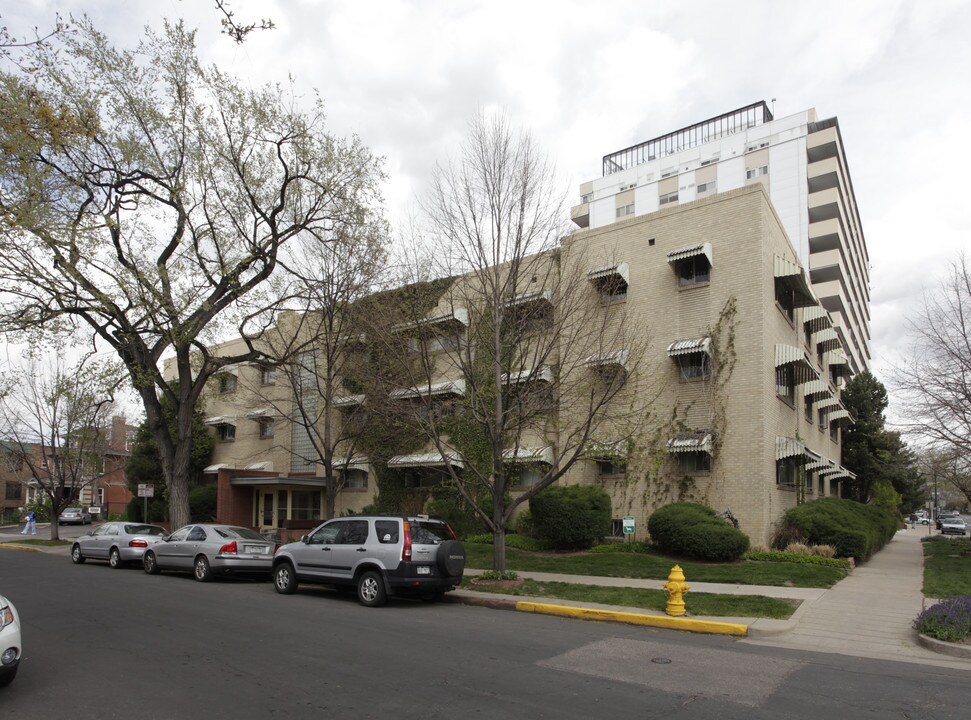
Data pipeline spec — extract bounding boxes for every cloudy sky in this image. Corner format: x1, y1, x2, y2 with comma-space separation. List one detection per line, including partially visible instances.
6, 0, 969, 406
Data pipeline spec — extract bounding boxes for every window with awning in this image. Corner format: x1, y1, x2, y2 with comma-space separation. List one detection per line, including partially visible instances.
588, 262, 629, 300
774, 255, 817, 319
667, 242, 712, 287
813, 327, 842, 354
667, 337, 712, 380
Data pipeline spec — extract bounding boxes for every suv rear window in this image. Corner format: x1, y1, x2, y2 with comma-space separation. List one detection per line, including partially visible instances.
411, 521, 452, 544
375, 521, 399, 544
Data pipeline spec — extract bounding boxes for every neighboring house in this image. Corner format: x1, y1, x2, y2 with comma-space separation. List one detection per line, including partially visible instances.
0, 442, 32, 522
176, 182, 859, 545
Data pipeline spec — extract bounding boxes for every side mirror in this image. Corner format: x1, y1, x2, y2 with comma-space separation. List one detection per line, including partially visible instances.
300, 535, 309, 544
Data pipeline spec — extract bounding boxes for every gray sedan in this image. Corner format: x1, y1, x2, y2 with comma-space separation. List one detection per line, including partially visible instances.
142, 524, 275, 582
71, 522, 167, 568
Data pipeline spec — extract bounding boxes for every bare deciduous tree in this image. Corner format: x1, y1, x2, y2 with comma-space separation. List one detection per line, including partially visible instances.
0, 350, 121, 540
379, 113, 654, 570
0, 19, 383, 529
895, 253, 971, 478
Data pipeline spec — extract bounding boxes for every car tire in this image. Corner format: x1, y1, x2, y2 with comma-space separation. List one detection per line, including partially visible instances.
274, 563, 299, 595
143, 550, 160, 575
194, 555, 213, 582
436, 540, 466, 577
0, 666, 17, 687
357, 570, 387, 607
109, 547, 123, 569
71, 544, 85, 564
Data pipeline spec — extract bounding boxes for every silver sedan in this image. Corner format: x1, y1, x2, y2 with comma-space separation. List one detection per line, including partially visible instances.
142, 524, 275, 582
71, 522, 168, 568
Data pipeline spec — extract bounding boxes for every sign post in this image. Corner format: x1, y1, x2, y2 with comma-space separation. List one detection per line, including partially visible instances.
623, 515, 636, 542
137, 483, 155, 522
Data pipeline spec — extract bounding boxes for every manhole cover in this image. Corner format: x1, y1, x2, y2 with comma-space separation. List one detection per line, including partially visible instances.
651, 658, 672, 664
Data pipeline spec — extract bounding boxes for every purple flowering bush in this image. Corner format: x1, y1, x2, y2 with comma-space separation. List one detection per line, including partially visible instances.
913, 597, 971, 642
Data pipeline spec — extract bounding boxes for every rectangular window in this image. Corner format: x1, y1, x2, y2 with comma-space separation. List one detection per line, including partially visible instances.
610, 519, 625, 538
776, 366, 794, 403
775, 282, 794, 321
290, 491, 321, 521
580, 192, 593, 203
818, 476, 826, 496
259, 418, 274, 439
5, 483, 21, 501
262, 493, 273, 525
591, 275, 628, 302
659, 191, 679, 205
696, 181, 716, 194
804, 398, 813, 422
616, 203, 635, 219
818, 407, 826, 430
597, 461, 626, 478
261, 365, 277, 385
514, 468, 544, 488
677, 256, 710, 287
776, 457, 797, 487
678, 452, 711, 475
830, 422, 839, 443
218, 373, 237, 393
343, 469, 368, 489
277, 489, 288, 526
746, 165, 769, 179
218, 424, 236, 442
676, 353, 709, 381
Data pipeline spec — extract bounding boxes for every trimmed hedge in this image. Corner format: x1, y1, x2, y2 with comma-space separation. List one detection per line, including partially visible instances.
745, 549, 851, 569
647, 502, 750, 562
775, 497, 897, 560
530, 485, 612, 551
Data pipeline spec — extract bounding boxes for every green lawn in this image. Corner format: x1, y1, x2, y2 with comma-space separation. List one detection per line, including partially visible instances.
465, 543, 846, 588
922, 537, 971, 598
461, 577, 798, 619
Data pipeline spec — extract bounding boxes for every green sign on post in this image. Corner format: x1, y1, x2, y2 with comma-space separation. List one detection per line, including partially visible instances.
623, 516, 635, 535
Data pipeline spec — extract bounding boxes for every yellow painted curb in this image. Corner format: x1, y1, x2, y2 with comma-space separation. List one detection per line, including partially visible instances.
0, 543, 45, 552
515, 601, 749, 636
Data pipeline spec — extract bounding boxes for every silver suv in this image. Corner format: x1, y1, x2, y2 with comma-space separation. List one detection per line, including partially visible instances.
272, 515, 466, 607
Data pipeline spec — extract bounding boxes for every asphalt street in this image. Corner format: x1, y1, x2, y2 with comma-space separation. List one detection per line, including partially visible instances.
1, 548, 969, 719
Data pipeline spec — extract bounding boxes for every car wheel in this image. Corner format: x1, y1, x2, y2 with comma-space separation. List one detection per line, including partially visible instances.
109, 547, 123, 569
0, 666, 17, 687
71, 544, 85, 564
357, 570, 387, 607
143, 550, 160, 575
436, 540, 466, 577
274, 563, 299, 595
194, 555, 213, 582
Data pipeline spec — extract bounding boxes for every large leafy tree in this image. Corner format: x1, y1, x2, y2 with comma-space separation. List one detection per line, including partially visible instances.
841, 371, 923, 510
0, 19, 383, 528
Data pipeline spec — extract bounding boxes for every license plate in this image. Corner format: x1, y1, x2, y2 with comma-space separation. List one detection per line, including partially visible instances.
417, 566, 431, 575
244, 545, 268, 555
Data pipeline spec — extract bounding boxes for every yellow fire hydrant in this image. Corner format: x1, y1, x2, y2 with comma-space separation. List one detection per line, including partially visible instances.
663, 565, 690, 616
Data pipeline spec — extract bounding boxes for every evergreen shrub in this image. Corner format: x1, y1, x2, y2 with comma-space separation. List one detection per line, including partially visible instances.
530, 485, 611, 551
647, 502, 750, 562
775, 497, 898, 560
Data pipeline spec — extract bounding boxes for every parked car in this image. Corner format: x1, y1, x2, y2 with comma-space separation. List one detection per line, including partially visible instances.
142, 524, 276, 581
272, 515, 466, 607
71, 522, 168, 568
0, 594, 21, 688
941, 517, 967, 536
58, 507, 92, 525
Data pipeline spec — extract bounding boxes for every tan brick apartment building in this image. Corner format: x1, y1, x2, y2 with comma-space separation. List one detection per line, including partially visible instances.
189, 182, 855, 545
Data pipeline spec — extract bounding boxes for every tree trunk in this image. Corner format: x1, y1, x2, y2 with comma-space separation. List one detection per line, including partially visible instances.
492, 490, 506, 571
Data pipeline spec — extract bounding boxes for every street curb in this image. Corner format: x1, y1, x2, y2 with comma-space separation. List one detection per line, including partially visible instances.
446, 593, 748, 636
917, 633, 971, 659
0, 543, 45, 553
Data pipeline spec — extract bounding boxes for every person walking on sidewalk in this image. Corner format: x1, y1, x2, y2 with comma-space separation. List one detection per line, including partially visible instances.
21, 510, 36, 535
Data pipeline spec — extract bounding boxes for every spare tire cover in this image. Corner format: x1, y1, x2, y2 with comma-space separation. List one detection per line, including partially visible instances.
436, 540, 466, 577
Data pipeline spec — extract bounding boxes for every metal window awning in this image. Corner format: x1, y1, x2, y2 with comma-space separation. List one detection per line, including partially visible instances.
817, 464, 842, 477
230, 475, 327, 487
815, 398, 843, 413
667, 432, 713, 454
335, 456, 370, 472
774, 255, 817, 308
204, 463, 232, 473
802, 305, 833, 332
387, 452, 464, 469
333, 394, 365, 408
802, 380, 832, 402
214, 364, 239, 377
503, 447, 555, 465
245, 407, 274, 419
667, 337, 712, 357
776, 436, 806, 461
588, 262, 630, 284
204, 416, 236, 426
244, 461, 274, 471
827, 409, 853, 424
391, 379, 466, 400
805, 460, 831, 471
392, 308, 468, 333
813, 327, 842, 353
584, 439, 629, 460
505, 290, 553, 308
667, 242, 713, 266
775, 345, 820, 383
584, 350, 629, 370
825, 350, 850, 378
503, 366, 554, 385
